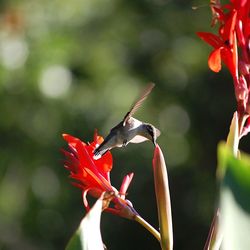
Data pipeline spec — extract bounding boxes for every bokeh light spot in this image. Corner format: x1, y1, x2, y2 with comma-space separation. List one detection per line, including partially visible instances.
0, 35, 29, 69
39, 65, 72, 98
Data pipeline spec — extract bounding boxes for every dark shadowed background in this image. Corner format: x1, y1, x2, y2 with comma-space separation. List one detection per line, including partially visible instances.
0, 0, 249, 249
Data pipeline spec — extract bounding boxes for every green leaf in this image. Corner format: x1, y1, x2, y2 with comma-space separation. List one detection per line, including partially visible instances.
218, 143, 250, 250
66, 195, 105, 250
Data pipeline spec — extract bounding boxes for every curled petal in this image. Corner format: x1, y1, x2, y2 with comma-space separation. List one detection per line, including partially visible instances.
82, 189, 91, 211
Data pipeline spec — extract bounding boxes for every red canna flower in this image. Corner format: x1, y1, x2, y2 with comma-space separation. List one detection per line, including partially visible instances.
62, 131, 137, 219
198, 0, 250, 138
197, 9, 238, 80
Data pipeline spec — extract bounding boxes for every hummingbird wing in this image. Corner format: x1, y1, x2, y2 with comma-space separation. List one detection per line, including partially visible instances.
122, 82, 155, 126
130, 135, 149, 143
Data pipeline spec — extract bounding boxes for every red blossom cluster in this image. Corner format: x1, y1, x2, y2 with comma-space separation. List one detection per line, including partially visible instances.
62, 131, 136, 219
197, 0, 250, 138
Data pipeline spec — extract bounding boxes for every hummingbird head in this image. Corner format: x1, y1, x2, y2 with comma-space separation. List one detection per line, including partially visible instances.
145, 124, 161, 146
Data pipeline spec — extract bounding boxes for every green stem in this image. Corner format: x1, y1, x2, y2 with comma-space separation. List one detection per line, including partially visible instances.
203, 208, 223, 250
134, 214, 161, 242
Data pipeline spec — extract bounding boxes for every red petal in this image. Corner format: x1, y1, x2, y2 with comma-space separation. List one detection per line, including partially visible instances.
82, 189, 90, 211
221, 46, 238, 79
119, 173, 134, 199
94, 150, 113, 172
197, 32, 222, 48
61, 149, 80, 169
221, 10, 237, 43
93, 129, 104, 145
208, 48, 222, 72
211, 6, 225, 22
84, 168, 112, 191
62, 134, 86, 147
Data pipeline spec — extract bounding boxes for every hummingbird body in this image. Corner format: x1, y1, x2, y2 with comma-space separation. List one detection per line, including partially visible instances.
94, 83, 160, 158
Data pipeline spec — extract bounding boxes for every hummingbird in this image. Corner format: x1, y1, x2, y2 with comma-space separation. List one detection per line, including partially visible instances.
93, 83, 160, 158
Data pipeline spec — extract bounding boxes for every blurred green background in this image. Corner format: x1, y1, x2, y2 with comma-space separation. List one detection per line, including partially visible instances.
0, 0, 249, 249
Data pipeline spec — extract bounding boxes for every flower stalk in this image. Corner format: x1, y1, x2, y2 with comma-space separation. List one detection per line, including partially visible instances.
134, 215, 161, 242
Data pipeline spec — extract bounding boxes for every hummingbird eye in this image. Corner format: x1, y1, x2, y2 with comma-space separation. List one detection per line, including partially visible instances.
146, 125, 154, 137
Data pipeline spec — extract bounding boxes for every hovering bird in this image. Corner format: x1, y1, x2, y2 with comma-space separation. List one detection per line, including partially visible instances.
93, 83, 160, 158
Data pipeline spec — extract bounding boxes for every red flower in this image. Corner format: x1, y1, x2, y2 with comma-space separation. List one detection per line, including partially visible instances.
62, 131, 137, 219
227, 0, 250, 48
198, 0, 250, 138
197, 9, 238, 80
